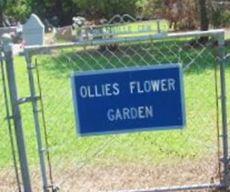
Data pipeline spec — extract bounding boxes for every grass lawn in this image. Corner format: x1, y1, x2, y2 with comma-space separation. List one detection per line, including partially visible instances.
0, 34, 230, 191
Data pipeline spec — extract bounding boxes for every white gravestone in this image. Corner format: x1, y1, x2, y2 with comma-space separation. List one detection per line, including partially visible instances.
23, 14, 44, 46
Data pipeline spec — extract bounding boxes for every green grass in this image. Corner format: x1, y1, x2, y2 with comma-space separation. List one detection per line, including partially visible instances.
0, 38, 230, 170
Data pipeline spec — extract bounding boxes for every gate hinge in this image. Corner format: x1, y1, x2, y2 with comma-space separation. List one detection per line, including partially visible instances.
17, 96, 41, 105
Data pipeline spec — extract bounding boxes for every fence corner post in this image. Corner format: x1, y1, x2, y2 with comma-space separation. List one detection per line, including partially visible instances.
217, 31, 230, 191
1, 33, 32, 192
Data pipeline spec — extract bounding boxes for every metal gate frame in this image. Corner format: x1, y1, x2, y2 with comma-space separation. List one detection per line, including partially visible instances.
1, 29, 228, 192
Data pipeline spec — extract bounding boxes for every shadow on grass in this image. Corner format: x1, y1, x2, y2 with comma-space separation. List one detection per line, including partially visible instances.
35, 38, 230, 77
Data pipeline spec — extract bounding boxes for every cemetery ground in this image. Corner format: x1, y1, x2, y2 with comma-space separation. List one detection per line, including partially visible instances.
0, 38, 230, 191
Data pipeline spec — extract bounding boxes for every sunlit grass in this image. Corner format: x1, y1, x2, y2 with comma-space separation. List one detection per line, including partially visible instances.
0, 38, 229, 170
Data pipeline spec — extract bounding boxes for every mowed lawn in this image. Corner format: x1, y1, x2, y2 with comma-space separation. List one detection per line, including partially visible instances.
0, 38, 230, 172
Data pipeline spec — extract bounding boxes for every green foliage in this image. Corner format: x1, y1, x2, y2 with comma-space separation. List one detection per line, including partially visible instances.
6, 1, 31, 22
0, 0, 8, 27
0, 0, 229, 28
139, 0, 162, 19
209, 1, 230, 28
0, 0, 6, 7
0, 0, 31, 26
73, 0, 139, 19
223, 10, 230, 27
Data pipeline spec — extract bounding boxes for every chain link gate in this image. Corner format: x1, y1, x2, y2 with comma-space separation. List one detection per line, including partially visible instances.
1, 26, 228, 191
21, 28, 228, 192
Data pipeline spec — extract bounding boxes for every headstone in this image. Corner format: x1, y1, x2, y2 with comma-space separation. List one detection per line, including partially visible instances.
22, 14, 44, 46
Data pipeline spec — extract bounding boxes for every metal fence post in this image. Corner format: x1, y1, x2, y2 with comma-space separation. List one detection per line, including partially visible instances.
1, 34, 32, 192
24, 51, 49, 192
217, 32, 230, 190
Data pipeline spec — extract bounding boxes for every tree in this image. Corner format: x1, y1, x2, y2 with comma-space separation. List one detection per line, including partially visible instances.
6, 1, 31, 23
0, 0, 7, 27
72, 0, 139, 20
139, 0, 162, 19
143, 0, 198, 31
0, 0, 31, 27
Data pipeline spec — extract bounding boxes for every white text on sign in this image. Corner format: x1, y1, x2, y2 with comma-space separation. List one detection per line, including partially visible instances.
79, 78, 176, 98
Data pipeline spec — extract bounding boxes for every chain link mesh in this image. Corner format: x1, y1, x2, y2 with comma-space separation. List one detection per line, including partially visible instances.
24, 34, 224, 191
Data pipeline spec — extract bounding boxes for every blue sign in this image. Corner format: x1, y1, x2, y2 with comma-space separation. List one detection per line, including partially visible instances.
71, 64, 185, 136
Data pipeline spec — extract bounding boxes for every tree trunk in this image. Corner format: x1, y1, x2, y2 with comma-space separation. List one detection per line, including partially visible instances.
0, 10, 3, 27
198, 0, 209, 43
54, 0, 63, 26
0, 0, 5, 27
199, 0, 209, 30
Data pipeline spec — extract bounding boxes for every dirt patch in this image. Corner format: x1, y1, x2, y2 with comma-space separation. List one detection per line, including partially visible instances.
49, 156, 220, 192
0, 168, 20, 192
0, 156, 221, 192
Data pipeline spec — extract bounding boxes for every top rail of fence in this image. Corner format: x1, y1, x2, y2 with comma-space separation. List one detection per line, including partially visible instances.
24, 29, 225, 54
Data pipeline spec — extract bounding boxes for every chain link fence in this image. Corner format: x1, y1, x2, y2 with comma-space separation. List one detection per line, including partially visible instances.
0, 27, 228, 191
22, 30, 226, 192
